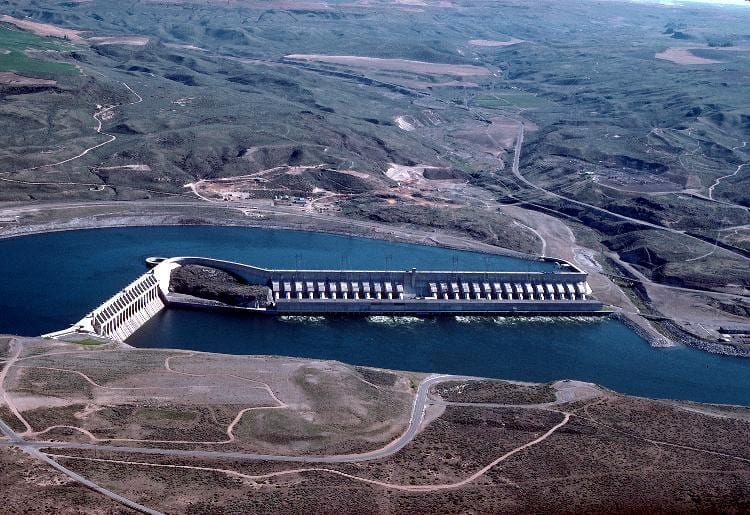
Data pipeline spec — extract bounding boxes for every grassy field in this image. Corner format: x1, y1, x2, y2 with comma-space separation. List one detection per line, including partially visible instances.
0, 26, 76, 76
433, 379, 556, 404
471, 90, 552, 109
68, 338, 106, 346
5, 337, 415, 453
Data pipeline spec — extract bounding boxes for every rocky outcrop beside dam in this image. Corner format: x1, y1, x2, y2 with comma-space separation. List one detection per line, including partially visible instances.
169, 264, 272, 308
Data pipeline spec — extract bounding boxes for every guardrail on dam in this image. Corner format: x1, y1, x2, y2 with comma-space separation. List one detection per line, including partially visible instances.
43, 255, 604, 342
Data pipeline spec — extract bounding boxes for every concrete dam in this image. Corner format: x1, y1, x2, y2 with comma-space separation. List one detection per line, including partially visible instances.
44, 256, 604, 342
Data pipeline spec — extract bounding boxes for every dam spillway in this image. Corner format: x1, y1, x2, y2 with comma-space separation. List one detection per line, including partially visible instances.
45, 255, 604, 342
43, 260, 174, 342
90, 273, 165, 341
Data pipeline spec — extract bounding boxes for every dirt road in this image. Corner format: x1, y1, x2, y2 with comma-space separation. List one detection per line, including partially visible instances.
1, 81, 143, 175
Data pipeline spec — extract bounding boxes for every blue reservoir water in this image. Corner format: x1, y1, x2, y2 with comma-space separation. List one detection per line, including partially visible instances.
2, 225, 749, 405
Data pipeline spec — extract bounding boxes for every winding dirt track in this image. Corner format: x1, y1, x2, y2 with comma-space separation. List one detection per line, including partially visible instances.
0, 340, 161, 514
2, 344, 750, 511
21, 373, 461, 465
18, 354, 286, 445
46, 412, 571, 493
513, 219, 546, 256
0, 344, 503, 511
2, 349, 461, 464
0, 342, 32, 433
1, 81, 142, 177
1, 345, 459, 463
708, 163, 748, 201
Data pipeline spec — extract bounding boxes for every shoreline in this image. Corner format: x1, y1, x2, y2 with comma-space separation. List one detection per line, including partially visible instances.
18, 333, 750, 407
611, 311, 672, 348
0, 209, 536, 261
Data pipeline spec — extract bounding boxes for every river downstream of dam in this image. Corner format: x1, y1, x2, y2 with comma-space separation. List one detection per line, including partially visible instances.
2, 225, 750, 405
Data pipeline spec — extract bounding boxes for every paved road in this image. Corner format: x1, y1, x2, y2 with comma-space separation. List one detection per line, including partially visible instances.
3, 374, 472, 464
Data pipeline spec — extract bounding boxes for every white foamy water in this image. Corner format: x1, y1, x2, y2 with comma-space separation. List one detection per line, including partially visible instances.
278, 315, 326, 324
366, 315, 426, 326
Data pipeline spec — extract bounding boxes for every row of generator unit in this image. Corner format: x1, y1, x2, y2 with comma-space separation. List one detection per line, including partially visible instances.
426, 281, 587, 301
271, 280, 406, 300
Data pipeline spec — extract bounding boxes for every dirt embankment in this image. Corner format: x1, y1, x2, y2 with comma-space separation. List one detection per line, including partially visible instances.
655, 47, 722, 65
87, 36, 150, 46
284, 54, 489, 77
1, 15, 150, 47
0, 15, 84, 42
0, 72, 56, 86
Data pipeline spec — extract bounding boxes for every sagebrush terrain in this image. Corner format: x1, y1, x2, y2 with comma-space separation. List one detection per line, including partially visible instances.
1, 337, 749, 513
